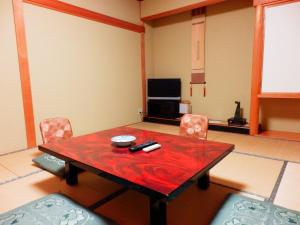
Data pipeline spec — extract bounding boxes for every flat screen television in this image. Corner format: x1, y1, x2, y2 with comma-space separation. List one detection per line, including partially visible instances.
148, 78, 181, 98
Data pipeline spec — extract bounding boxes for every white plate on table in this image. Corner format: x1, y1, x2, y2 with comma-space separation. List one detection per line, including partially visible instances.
111, 135, 136, 147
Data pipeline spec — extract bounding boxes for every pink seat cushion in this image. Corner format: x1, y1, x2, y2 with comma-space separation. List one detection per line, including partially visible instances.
40, 117, 73, 144
179, 114, 208, 140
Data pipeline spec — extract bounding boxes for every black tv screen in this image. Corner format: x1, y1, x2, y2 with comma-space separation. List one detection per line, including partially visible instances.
148, 79, 181, 98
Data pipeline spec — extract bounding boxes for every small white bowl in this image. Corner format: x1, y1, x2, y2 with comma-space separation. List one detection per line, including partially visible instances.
111, 135, 136, 147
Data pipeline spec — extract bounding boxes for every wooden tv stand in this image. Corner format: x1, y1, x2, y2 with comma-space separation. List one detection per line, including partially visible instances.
143, 116, 250, 135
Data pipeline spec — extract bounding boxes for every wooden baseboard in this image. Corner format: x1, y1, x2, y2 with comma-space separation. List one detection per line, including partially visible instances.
143, 116, 250, 134
258, 130, 300, 142
143, 116, 181, 126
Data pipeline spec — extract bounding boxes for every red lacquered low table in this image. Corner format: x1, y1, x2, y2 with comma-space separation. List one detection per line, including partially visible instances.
39, 127, 234, 225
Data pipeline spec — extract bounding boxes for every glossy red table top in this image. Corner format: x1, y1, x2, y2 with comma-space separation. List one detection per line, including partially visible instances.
39, 127, 234, 197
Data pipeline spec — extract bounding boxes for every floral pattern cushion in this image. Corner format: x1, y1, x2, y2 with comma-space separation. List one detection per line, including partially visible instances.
40, 117, 73, 144
32, 153, 65, 177
179, 114, 208, 140
33, 118, 73, 177
0, 193, 118, 225
209, 194, 300, 225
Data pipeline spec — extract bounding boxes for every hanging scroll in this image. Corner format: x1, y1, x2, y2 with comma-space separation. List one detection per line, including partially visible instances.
190, 8, 206, 97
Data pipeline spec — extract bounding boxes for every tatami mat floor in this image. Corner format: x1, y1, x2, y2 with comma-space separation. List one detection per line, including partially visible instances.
0, 148, 42, 177
210, 153, 283, 197
274, 162, 300, 211
129, 122, 300, 163
1, 122, 300, 224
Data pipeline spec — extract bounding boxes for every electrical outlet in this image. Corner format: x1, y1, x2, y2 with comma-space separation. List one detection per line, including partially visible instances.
138, 108, 143, 114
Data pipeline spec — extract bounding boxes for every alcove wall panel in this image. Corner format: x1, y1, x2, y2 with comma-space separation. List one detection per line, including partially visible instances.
149, 0, 254, 121
260, 99, 300, 133
0, 0, 27, 154
23, 4, 142, 144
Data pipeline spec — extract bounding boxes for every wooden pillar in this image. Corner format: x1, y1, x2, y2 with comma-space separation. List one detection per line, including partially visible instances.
12, 0, 37, 147
141, 31, 146, 114
249, 5, 264, 135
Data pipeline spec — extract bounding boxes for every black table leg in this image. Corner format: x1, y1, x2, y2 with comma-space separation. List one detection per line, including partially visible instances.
65, 162, 78, 186
197, 173, 210, 190
150, 198, 167, 225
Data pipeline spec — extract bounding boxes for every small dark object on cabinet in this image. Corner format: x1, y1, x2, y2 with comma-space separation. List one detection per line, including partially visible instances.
228, 101, 247, 126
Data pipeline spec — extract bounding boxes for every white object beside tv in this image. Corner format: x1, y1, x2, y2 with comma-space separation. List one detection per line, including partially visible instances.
179, 102, 191, 114
261, 1, 300, 93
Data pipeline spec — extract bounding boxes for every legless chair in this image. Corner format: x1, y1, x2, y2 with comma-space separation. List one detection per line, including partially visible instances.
40, 117, 73, 144
179, 113, 210, 189
179, 114, 208, 140
32, 117, 73, 177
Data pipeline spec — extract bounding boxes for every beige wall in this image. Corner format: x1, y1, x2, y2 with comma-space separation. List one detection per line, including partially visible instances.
23, 4, 142, 144
61, 0, 141, 24
0, 0, 27, 154
2, 0, 299, 155
145, 23, 154, 77
0, 0, 142, 153
141, 0, 225, 18
148, 0, 254, 122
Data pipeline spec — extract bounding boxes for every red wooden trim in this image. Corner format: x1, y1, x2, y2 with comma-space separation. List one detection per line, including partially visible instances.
258, 93, 300, 99
254, 0, 300, 6
12, 0, 36, 148
141, 0, 225, 21
140, 31, 146, 114
139, 2, 146, 114
249, 5, 264, 136
23, 0, 145, 33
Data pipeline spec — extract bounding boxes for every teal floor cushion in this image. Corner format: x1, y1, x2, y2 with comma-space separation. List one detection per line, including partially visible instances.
33, 153, 65, 177
0, 193, 117, 225
210, 194, 300, 225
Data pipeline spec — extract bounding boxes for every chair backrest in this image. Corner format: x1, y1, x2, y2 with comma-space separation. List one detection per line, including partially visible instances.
39, 117, 73, 144
179, 114, 208, 140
